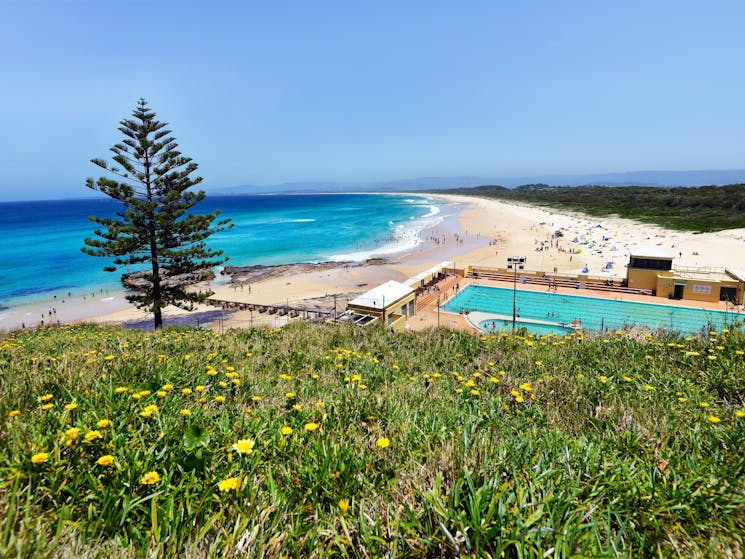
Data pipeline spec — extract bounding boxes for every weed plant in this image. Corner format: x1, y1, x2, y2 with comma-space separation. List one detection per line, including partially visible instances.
1, 323, 744, 557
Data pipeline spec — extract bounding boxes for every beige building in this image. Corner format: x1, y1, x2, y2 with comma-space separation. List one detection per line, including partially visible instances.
340, 280, 417, 331
626, 246, 744, 304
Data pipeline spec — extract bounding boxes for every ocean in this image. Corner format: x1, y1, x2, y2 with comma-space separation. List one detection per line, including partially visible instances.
0, 193, 453, 316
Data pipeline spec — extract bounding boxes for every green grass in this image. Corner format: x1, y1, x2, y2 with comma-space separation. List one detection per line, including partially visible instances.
1, 323, 744, 557
437, 184, 745, 232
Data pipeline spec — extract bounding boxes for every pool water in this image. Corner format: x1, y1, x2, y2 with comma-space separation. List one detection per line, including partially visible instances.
479, 320, 574, 336
444, 285, 742, 335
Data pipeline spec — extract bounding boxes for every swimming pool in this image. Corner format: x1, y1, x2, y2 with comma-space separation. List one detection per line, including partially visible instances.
444, 285, 742, 335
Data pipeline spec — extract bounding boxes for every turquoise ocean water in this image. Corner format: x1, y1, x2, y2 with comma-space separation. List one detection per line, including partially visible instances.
0, 193, 451, 316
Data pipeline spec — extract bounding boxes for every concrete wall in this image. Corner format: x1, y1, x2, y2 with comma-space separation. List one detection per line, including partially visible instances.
628, 269, 672, 291
655, 276, 741, 302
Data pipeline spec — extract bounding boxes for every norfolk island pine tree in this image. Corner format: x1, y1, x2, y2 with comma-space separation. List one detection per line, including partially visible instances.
82, 98, 232, 329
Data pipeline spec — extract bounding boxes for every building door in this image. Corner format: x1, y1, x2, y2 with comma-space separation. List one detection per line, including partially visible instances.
673, 284, 685, 299
720, 286, 737, 302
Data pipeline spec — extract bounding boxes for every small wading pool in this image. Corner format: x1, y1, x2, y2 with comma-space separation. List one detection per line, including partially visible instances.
444, 285, 742, 335
479, 319, 574, 336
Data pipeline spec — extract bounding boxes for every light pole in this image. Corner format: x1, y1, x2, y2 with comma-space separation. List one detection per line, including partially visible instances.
507, 256, 525, 332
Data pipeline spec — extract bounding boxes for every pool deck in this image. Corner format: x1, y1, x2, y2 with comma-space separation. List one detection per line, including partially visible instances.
407, 275, 745, 333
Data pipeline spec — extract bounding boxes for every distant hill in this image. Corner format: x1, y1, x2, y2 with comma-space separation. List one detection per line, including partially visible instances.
213, 169, 745, 195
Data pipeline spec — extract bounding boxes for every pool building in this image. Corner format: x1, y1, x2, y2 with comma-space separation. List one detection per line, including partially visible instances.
626, 246, 745, 304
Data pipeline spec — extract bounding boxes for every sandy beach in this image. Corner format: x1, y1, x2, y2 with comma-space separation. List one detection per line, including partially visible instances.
4, 193, 745, 332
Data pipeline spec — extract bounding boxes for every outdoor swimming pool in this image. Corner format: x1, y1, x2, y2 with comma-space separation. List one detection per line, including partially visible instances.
443, 285, 742, 335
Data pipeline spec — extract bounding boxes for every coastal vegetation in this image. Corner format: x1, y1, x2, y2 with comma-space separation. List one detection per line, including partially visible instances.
82, 99, 232, 329
439, 184, 745, 232
2, 322, 744, 557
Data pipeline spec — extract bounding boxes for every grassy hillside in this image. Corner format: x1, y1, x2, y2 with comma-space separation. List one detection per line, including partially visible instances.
1, 323, 744, 558
438, 184, 745, 232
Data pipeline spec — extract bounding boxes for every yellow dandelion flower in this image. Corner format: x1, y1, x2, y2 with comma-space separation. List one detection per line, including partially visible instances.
515, 396, 524, 403
195, 385, 206, 392
140, 471, 160, 485
156, 391, 167, 399
251, 396, 262, 402
678, 397, 687, 403
96, 419, 111, 428
292, 404, 303, 411
232, 379, 240, 386
214, 396, 226, 403
304, 422, 319, 432
315, 401, 325, 408
199, 397, 207, 404
65, 427, 80, 441
338, 498, 350, 515
179, 409, 191, 417
96, 455, 115, 467
182, 388, 193, 396
470, 389, 480, 396
700, 402, 710, 408
84, 430, 101, 442
623, 377, 632, 382
104, 355, 115, 361
376, 437, 390, 448
38, 394, 53, 402
131, 393, 142, 401
599, 376, 608, 384
519, 383, 532, 392
735, 410, 745, 418
311, 374, 320, 379
644, 385, 655, 391
218, 476, 241, 492
31, 452, 49, 464
64, 403, 78, 411
218, 381, 228, 388
707, 415, 721, 424
285, 392, 295, 399
232, 439, 255, 454
8, 410, 20, 418
281, 426, 293, 435
161, 384, 173, 391
41, 403, 53, 411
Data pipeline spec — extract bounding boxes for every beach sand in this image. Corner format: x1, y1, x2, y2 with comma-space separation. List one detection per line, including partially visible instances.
4, 193, 745, 332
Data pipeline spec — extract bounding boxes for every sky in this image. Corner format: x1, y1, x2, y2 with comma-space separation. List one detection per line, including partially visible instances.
1, 0, 744, 201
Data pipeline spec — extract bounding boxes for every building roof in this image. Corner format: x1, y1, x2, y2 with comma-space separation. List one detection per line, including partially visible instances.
348, 280, 415, 309
629, 245, 674, 259
406, 261, 452, 286
726, 268, 745, 282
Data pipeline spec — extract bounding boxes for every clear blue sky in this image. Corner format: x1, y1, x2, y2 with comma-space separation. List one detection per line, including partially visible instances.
1, 0, 744, 200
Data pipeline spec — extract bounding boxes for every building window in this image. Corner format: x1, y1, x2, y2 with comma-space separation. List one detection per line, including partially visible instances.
629, 257, 672, 271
